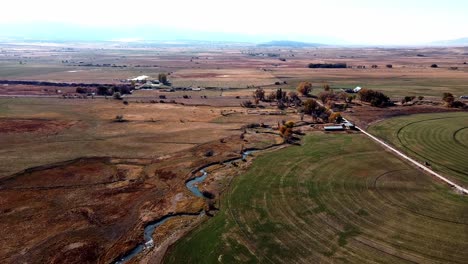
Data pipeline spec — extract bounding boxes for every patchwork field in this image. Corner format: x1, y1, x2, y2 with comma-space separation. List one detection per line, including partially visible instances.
1, 43, 467, 263
1, 44, 468, 97
369, 112, 468, 186
165, 133, 468, 263
171, 69, 281, 88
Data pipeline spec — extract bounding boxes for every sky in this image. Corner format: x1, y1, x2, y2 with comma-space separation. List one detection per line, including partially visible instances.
0, 0, 468, 45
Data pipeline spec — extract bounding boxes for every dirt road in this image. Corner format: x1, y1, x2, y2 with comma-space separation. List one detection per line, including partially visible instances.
353, 123, 468, 195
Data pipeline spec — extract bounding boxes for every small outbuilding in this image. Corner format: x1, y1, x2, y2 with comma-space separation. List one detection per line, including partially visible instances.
129, 75, 150, 82
343, 121, 355, 129
353, 86, 362, 93
324, 125, 345, 131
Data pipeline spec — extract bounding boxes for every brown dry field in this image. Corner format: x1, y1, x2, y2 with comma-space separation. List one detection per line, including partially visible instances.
0, 96, 292, 263
1, 44, 468, 96
0, 98, 291, 178
1, 43, 467, 263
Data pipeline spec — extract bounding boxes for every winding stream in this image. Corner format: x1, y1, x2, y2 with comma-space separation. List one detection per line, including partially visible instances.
113, 151, 256, 264
185, 169, 208, 198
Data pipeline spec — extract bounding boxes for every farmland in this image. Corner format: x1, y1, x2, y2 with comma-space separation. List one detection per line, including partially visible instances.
165, 133, 468, 263
0, 42, 467, 263
1, 43, 468, 98
368, 112, 468, 186
0, 96, 289, 263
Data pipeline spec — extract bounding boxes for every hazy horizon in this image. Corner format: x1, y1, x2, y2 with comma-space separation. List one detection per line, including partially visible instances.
1, 0, 468, 45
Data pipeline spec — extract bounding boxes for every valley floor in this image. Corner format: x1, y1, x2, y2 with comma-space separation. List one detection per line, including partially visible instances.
165, 133, 468, 263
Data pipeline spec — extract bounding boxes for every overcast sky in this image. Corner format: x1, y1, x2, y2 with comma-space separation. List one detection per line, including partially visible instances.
1, 0, 467, 44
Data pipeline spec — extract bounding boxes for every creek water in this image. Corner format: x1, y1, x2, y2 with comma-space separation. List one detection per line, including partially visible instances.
114, 151, 255, 264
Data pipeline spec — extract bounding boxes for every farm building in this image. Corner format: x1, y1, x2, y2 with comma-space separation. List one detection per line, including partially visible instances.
129, 75, 150, 82
324, 125, 345, 131
324, 119, 355, 132
343, 121, 355, 129
136, 81, 161, 89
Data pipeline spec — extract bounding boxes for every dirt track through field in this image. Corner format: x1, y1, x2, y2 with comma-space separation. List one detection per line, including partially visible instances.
355, 122, 468, 195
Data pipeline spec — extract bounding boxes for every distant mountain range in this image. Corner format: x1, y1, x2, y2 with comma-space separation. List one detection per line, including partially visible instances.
0, 22, 345, 45
257, 40, 325, 47
1, 22, 466, 47
431, 37, 468, 46
0, 23, 332, 45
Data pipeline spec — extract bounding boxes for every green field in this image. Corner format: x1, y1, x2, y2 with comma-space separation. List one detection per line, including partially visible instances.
369, 112, 468, 186
164, 133, 468, 263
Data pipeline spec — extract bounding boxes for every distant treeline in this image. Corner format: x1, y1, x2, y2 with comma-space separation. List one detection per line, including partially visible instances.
308, 63, 347, 69
73, 63, 128, 68
0, 80, 133, 95
71, 64, 160, 68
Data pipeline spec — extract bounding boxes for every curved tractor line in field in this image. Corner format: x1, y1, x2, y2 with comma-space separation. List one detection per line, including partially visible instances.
353, 122, 468, 195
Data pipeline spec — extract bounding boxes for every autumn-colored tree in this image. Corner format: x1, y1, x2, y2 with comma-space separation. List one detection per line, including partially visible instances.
323, 83, 331, 91
279, 121, 294, 142
338, 92, 348, 101
346, 94, 356, 103
288, 91, 298, 99
253, 88, 265, 101
442, 93, 466, 108
267, 91, 276, 101
318, 91, 336, 104
303, 99, 319, 115
442, 93, 455, 104
288, 91, 302, 106
329, 112, 343, 123
158, 73, 168, 84
279, 125, 287, 135
297, 81, 312, 96
284, 121, 295, 128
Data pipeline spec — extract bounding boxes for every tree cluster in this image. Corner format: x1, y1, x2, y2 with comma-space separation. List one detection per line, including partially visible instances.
97, 85, 131, 96
302, 99, 330, 122
75, 87, 94, 94
401, 96, 416, 104
443, 93, 466, 108
318, 91, 338, 104
297, 81, 312, 96
279, 121, 295, 142
158, 73, 168, 84
358, 89, 392, 107
253, 88, 265, 101
329, 112, 343, 123
308, 63, 347, 68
